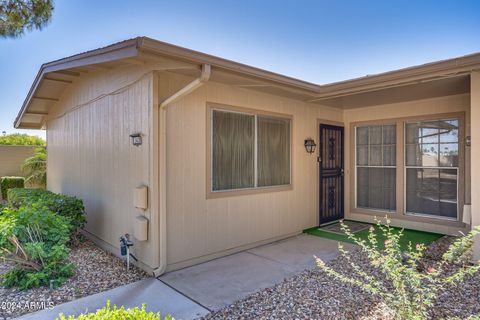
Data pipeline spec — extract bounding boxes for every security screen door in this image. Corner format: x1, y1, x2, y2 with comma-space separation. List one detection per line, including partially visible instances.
319, 124, 344, 225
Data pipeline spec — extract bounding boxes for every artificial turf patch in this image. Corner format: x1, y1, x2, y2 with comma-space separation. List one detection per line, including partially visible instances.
303, 220, 444, 251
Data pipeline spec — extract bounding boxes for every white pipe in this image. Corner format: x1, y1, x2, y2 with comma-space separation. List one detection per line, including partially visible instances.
152, 64, 211, 278
127, 245, 130, 271
160, 64, 211, 109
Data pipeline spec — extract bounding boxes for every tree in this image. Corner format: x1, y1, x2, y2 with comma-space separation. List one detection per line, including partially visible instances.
21, 146, 46, 188
0, 0, 54, 38
0, 133, 45, 146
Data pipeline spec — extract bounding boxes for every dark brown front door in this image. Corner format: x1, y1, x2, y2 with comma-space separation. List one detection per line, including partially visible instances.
319, 124, 344, 225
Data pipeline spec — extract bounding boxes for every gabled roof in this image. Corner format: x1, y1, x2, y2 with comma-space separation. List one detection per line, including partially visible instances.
15, 36, 480, 129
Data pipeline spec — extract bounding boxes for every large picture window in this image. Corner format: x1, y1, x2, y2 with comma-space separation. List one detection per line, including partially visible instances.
211, 108, 291, 192
356, 124, 396, 211
405, 119, 459, 219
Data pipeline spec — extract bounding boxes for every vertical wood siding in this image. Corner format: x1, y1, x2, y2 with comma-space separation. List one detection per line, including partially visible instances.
46, 64, 159, 268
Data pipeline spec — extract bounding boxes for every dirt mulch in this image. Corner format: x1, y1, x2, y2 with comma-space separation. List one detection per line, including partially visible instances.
204, 236, 480, 320
0, 239, 149, 320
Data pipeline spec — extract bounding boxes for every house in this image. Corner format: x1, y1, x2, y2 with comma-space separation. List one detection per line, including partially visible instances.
14, 37, 480, 275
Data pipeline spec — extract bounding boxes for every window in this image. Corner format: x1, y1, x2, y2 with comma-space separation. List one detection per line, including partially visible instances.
211, 108, 291, 192
212, 110, 255, 191
405, 119, 459, 219
257, 116, 291, 187
356, 124, 396, 211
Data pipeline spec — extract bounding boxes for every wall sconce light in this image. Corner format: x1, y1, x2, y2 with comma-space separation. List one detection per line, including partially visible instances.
466, 136, 471, 147
304, 138, 317, 154
130, 133, 142, 147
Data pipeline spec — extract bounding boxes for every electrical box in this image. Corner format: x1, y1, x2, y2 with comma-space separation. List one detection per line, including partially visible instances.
134, 186, 148, 210
134, 216, 149, 241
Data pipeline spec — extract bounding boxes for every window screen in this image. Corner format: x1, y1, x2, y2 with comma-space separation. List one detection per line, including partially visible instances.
405, 119, 459, 219
356, 124, 396, 211
257, 116, 291, 187
212, 110, 255, 191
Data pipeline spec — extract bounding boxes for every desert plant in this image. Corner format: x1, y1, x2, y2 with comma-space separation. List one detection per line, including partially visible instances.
0, 204, 74, 289
7, 188, 86, 239
316, 217, 480, 320
21, 146, 46, 188
57, 301, 172, 320
0, 176, 24, 199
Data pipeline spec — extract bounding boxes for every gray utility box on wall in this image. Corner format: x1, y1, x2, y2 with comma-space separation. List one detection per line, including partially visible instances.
134, 215, 149, 241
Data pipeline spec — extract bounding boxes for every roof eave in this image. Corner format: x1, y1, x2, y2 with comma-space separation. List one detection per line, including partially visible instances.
313, 52, 480, 100
137, 37, 321, 93
14, 38, 141, 129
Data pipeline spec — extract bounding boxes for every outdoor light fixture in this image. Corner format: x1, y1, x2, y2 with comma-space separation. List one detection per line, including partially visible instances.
130, 133, 142, 147
466, 136, 471, 147
304, 138, 316, 154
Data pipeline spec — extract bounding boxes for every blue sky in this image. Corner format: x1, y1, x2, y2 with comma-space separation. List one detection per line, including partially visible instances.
1, 0, 480, 138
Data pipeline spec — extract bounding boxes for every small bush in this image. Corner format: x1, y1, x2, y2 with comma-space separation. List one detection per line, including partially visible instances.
0, 177, 24, 200
316, 217, 480, 320
7, 188, 86, 239
57, 301, 172, 320
0, 204, 74, 290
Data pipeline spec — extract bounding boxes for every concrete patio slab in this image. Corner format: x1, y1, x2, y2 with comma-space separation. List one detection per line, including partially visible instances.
248, 233, 344, 273
17, 278, 209, 320
160, 233, 349, 311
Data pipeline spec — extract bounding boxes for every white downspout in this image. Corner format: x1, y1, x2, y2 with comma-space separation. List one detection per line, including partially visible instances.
160, 64, 211, 109
152, 64, 211, 277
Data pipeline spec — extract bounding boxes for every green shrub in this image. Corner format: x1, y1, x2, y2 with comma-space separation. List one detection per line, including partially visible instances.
0, 177, 24, 200
316, 217, 480, 320
21, 146, 47, 188
7, 188, 86, 239
0, 204, 74, 289
57, 301, 172, 320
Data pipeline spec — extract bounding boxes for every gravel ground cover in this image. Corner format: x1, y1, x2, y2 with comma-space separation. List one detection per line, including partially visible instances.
204, 236, 480, 320
0, 239, 149, 320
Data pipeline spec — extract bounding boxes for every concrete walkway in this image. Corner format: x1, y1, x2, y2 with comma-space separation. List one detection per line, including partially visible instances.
17, 278, 209, 320
17, 233, 344, 320
160, 234, 347, 311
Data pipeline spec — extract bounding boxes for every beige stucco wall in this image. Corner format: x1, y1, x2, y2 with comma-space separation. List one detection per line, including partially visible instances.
158, 71, 342, 269
0, 145, 34, 179
343, 93, 471, 235
46, 64, 160, 270
470, 71, 480, 260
